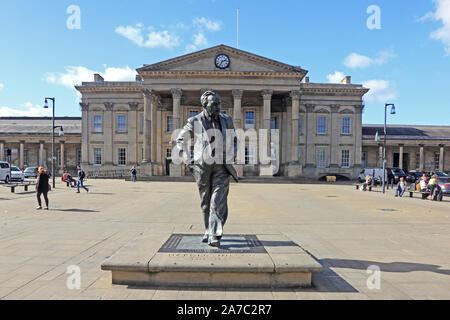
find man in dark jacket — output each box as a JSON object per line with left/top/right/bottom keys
{"left": 76, "top": 165, "right": 89, "bottom": 193}
{"left": 176, "top": 90, "right": 238, "bottom": 247}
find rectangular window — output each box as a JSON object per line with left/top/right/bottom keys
{"left": 167, "top": 116, "right": 173, "bottom": 132}
{"left": 341, "top": 150, "right": 350, "bottom": 168}
{"left": 141, "top": 115, "right": 144, "bottom": 133}
{"left": 94, "top": 148, "right": 102, "bottom": 165}
{"left": 362, "top": 152, "right": 367, "bottom": 168}
{"left": 298, "top": 149, "right": 302, "bottom": 163}
{"left": 77, "top": 149, "right": 82, "bottom": 165}
{"left": 317, "top": 149, "right": 326, "bottom": 168}
{"left": 189, "top": 110, "right": 199, "bottom": 118}
{"left": 93, "top": 115, "right": 102, "bottom": 133}
{"left": 117, "top": 115, "right": 127, "bottom": 132}
{"left": 434, "top": 152, "right": 440, "bottom": 171}
{"left": 270, "top": 117, "right": 277, "bottom": 130}
{"left": 342, "top": 117, "right": 351, "bottom": 135}
{"left": 298, "top": 117, "right": 302, "bottom": 134}
{"left": 245, "top": 111, "right": 255, "bottom": 130}
{"left": 166, "top": 148, "right": 172, "bottom": 158}
{"left": 245, "top": 146, "right": 256, "bottom": 165}
{"left": 415, "top": 152, "right": 420, "bottom": 170}
{"left": 118, "top": 148, "right": 126, "bottom": 165}
{"left": 317, "top": 117, "right": 327, "bottom": 134}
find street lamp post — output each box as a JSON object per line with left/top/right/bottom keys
{"left": 43, "top": 97, "right": 63, "bottom": 189}
{"left": 382, "top": 103, "right": 396, "bottom": 194}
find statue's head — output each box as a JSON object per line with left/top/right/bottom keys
{"left": 200, "top": 90, "right": 221, "bottom": 119}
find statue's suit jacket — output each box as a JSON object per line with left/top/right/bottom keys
{"left": 176, "top": 110, "right": 239, "bottom": 182}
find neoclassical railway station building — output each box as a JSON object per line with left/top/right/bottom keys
{"left": 1, "top": 45, "right": 448, "bottom": 179}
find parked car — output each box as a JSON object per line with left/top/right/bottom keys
{"left": 439, "top": 180, "right": 450, "bottom": 195}
{"left": 427, "top": 171, "right": 449, "bottom": 180}
{"left": 24, "top": 167, "right": 39, "bottom": 178}
{"left": 406, "top": 170, "right": 424, "bottom": 183}
{"left": 10, "top": 166, "right": 24, "bottom": 182}
{"left": 0, "top": 161, "right": 11, "bottom": 183}
{"left": 387, "top": 168, "right": 407, "bottom": 184}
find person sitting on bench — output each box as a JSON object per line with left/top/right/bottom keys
{"left": 362, "top": 175, "right": 372, "bottom": 191}
{"left": 418, "top": 174, "right": 430, "bottom": 199}
{"left": 62, "top": 171, "right": 76, "bottom": 187}
{"left": 395, "top": 177, "right": 407, "bottom": 197}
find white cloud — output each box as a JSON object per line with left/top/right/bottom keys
{"left": 193, "top": 17, "right": 222, "bottom": 31}
{"left": 45, "top": 65, "right": 136, "bottom": 89}
{"left": 115, "top": 24, "right": 180, "bottom": 48}
{"left": 343, "top": 51, "right": 397, "bottom": 69}
{"left": 420, "top": 0, "right": 450, "bottom": 55}
{"left": 0, "top": 102, "right": 51, "bottom": 117}
{"left": 0, "top": 82, "right": 3, "bottom": 90}
{"left": 326, "top": 71, "right": 346, "bottom": 83}
{"left": 362, "top": 80, "right": 397, "bottom": 103}
{"left": 186, "top": 32, "right": 208, "bottom": 52}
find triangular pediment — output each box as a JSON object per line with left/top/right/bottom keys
{"left": 137, "top": 44, "right": 307, "bottom": 74}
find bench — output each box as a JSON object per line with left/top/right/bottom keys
{"left": 3, "top": 181, "right": 34, "bottom": 193}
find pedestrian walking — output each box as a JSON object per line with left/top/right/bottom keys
{"left": 76, "top": 165, "right": 89, "bottom": 193}
{"left": 36, "top": 166, "right": 50, "bottom": 210}
{"left": 130, "top": 166, "right": 137, "bottom": 182}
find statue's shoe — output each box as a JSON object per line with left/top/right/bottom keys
{"left": 208, "top": 236, "right": 220, "bottom": 247}
{"left": 208, "top": 240, "right": 220, "bottom": 247}
{"left": 201, "top": 234, "right": 209, "bottom": 243}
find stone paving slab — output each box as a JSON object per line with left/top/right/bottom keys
{"left": 0, "top": 179, "right": 449, "bottom": 299}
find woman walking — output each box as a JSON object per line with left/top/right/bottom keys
{"left": 36, "top": 166, "right": 50, "bottom": 210}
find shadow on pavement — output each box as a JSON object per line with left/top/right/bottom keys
{"left": 52, "top": 208, "right": 99, "bottom": 213}
{"left": 320, "top": 258, "right": 450, "bottom": 275}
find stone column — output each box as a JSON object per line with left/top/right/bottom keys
{"left": 399, "top": 145, "right": 404, "bottom": 169}
{"left": 171, "top": 88, "right": 182, "bottom": 130}
{"left": 151, "top": 94, "right": 159, "bottom": 164}
{"left": 354, "top": 106, "right": 363, "bottom": 170}
{"left": 104, "top": 102, "right": 114, "bottom": 166}
{"left": 60, "top": 141, "right": 65, "bottom": 170}
{"left": 0, "top": 141, "right": 4, "bottom": 161}
{"left": 419, "top": 145, "right": 424, "bottom": 171}
{"left": 439, "top": 144, "right": 445, "bottom": 171}
{"left": 39, "top": 141, "right": 45, "bottom": 166}
{"left": 329, "top": 104, "right": 340, "bottom": 168}
{"left": 287, "top": 90, "right": 302, "bottom": 177}
{"left": 379, "top": 145, "right": 383, "bottom": 167}
{"left": 232, "top": 89, "right": 243, "bottom": 129}
{"left": 80, "top": 103, "right": 89, "bottom": 165}
{"left": 260, "top": 89, "right": 273, "bottom": 176}
{"left": 232, "top": 89, "right": 244, "bottom": 177}
{"left": 170, "top": 89, "right": 182, "bottom": 177}
{"left": 304, "top": 104, "right": 316, "bottom": 178}
{"left": 128, "top": 102, "right": 138, "bottom": 165}
{"left": 142, "top": 89, "right": 152, "bottom": 163}
{"left": 19, "top": 141, "right": 24, "bottom": 169}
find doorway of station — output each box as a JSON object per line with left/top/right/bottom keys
{"left": 393, "top": 153, "right": 409, "bottom": 172}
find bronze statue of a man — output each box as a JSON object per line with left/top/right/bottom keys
{"left": 176, "top": 90, "right": 238, "bottom": 247}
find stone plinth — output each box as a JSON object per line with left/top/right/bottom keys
{"left": 101, "top": 233, "right": 322, "bottom": 288}
{"left": 169, "top": 163, "right": 182, "bottom": 177}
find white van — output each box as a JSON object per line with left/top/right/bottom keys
{"left": 0, "top": 161, "right": 11, "bottom": 184}
{"left": 358, "top": 168, "right": 387, "bottom": 184}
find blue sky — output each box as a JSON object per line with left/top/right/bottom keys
{"left": 0, "top": 0, "right": 449, "bottom": 125}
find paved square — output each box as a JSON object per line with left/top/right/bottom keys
{"left": 0, "top": 179, "right": 449, "bottom": 299}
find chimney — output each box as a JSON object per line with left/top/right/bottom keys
{"left": 341, "top": 76, "right": 351, "bottom": 84}
{"left": 94, "top": 73, "right": 104, "bottom": 82}
{"left": 301, "top": 76, "right": 310, "bottom": 83}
